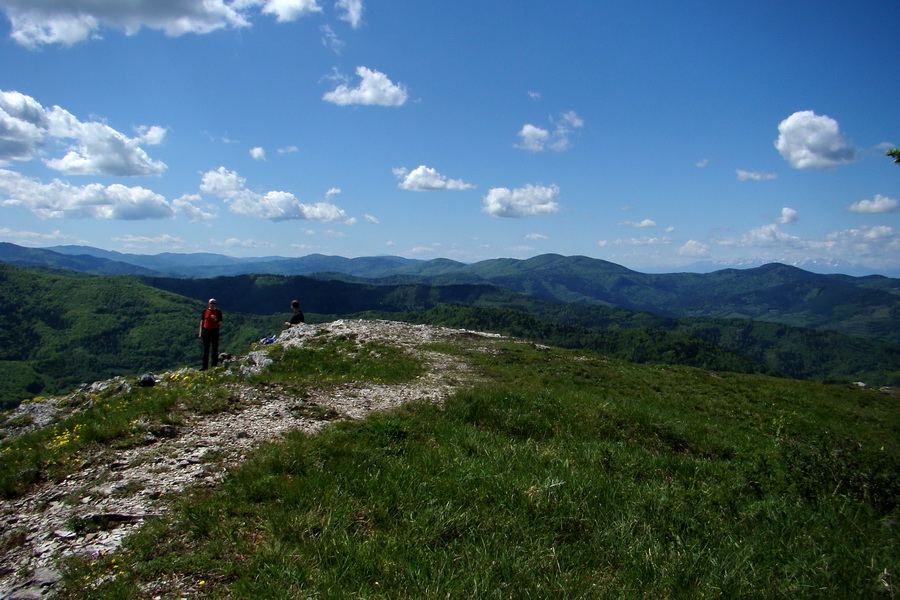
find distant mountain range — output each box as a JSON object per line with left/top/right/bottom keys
{"left": 2, "top": 243, "right": 897, "bottom": 345}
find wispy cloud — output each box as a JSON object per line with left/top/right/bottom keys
{"left": 619, "top": 219, "right": 656, "bottom": 228}
{"left": 515, "top": 111, "right": 584, "bottom": 152}
{"left": 0, "top": 227, "right": 75, "bottom": 243}
{"left": 211, "top": 237, "right": 278, "bottom": 249}
{"left": 336, "top": 0, "right": 363, "bottom": 28}
{"left": 736, "top": 169, "right": 778, "bottom": 181}
{"left": 111, "top": 233, "right": 184, "bottom": 246}
{"left": 598, "top": 236, "right": 672, "bottom": 247}
{"left": 321, "top": 24, "right": 344, "bottom": 54}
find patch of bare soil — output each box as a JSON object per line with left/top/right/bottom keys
{"left": 0, "top": 320, "right": 501, "bottom": 600}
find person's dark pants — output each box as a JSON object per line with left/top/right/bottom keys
{"left": 201, "top": 328, "right": 220, "bottom": 370}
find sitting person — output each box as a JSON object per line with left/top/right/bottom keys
{"left": 284, "top": 299, "right": 305, "bottom": 327}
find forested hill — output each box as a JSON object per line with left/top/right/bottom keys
{"left": 140, "top": 271, "right": 900, "bottom": 388}
{"left": 386, "top": 255, "right": 900, "bottom": 345}
{"left": 3, "top": 244, "right": 897, "bottom": 346}
{"left": 2, "top": 262, "right": 899, "bottom": 408}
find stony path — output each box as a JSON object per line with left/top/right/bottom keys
{"left": 0, "top": 320, "right": 498, "bottom": 600}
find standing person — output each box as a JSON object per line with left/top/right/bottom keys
{"left": 284, "top": 299, "right": 305, "bottom": 327}
{"left": 199, "top": 298, "right": 223, "bottom": 370}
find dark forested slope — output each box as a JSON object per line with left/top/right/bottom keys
{"left": 0, "top": 264, "right": 274, "bottom": 407}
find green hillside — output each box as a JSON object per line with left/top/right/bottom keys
{"left": 0, "top": 264, "right": 275, "bottom": 408}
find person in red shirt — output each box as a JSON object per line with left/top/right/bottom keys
{"left": 198, "top": 298, "right": 223, "bottom": 370}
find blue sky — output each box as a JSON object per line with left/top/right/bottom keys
{"left": 0, "top": 1, "right": 898, "bottom": 275}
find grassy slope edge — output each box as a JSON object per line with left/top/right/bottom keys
{"left": 11, "top": 323, "right": 891, "bottom": 599}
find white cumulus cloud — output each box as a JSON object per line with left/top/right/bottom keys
{"left": 0, "top": 0, "right": 335, "bottom": 48}
{"left": 482, "top": 184, "right": 560, "bottom": 218}
{"left": 0, "top": 168, "right": 173, "bottom": 219}
{"left": 515, "top": 124, "right": 550, "bottom": 152}
{"left": 822, "top": 226, "right": 900, "bottom": 263}
{"left": 0, "top": 90, "right": 47, "bottom": 161}
{"left": 393, "top": 165, "right": 474, "bottom": 191}
{"left": 199, "top": 166, "right": 353, "bottom": 222}
{"left": 775, "top": 110, "right": 857, "bottom": 170}
{"left": 0, "top": 90, "right": 166, "bottom": 176}
{"left": 262, "top": 0, "right": 322, "bottom": 23}
{"left": 826, "top": 225, "right": 898, "bottom": 247}
{"left": 848, "top": 194, "right": 898, "bottom": 214}
{"left": 249, "top": 146, "right": 267, "bottom": 161}
{"left": 172, "top": 193, "right": 217, "bottom": 222}
{"left": 323, "top": 66, "right": 407, "bottom": 107}
{"left": 776, "top": 207, "right": 798, "bottom": 224}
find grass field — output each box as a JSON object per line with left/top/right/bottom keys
{"left": 4, "top": 330, "right": 896, "bottom": 599}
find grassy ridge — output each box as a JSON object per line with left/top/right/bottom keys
{"left": 50, "top": 334, "right": 898, "bottom": 599}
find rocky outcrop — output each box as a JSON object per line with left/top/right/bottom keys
{"left": 0, "top": 320, "right": 500, "bottom": 600}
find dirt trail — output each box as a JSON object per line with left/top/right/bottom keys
{"left": 0, "top": 320, "right": 499, "bottom": 600}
